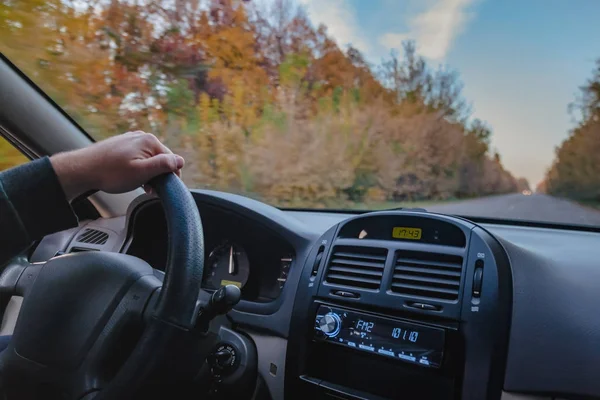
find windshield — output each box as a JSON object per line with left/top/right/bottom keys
{"left": 2, "top": 1, "right": 600, "bottom": 226}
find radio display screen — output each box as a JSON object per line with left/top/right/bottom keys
{"left": 314, "top": 305, "right": 445, "bottom": 368}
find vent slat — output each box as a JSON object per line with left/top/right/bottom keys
{"left": 393, "top": 274, "right": 460, "bottom": 287}
{"left": 391, "top": 282, "right": 458, "bottom": 295}
{"left": 325, "top": 246, "right": 387, "bottom": 291}
{"left": 396, "top": 258, "right": 462, "bottom": 270}
{"left": 80, "top": 231, "right": 94, "bottom": 240}
{"left": 87, "top": 231, "right": 104, "bottom": 244}
{"left": 330, "top": 258, "right": 384, "bottom": 269}
{"left": 328, "top": 281, "right": 380, "bottom": 290}
{"left": 391, "top": 250, "right": 463, "bottom": 301}
{"left": 76, "top": 228, "right": 109, "bottom": 246}
{"left": 326, "top": 274, "right": 381, "bottom": 285}
{"left": 395, "top": 266, "right": 461, "bottom": 277}
{"left": 333, "top": 252, "right": 387, "bottom": 262}
{"left": 329, "top": 266, "right": 383, "bottom": 277}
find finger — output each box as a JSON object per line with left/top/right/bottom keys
{"left": 134, "top": 153, "right": 185, "bottom": 180}
{"left": 139, "top": 132, "right": 176, "bottom": 158}
{"left": 139, "top": 133, "right": 163, "bottom": 156}
{"left": 156, "top": 140, "right": 183, "bottom": 170}
{"left": 161, "top": 143, "right": 182, "bottom": 178}
{"left": 145, "top": 136, "right": 184, "bottom": 178}
{"left": 159, "top": 142, "right": 174, "bottom": 155}
{"left": 125, "top": 130, "right": 146, "bottom": 137}
{"left": 161, "top": 145, "right": 185, "bottom": 179}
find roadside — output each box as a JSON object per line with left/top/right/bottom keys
{"left": 295, "top": 192, "right": 600, "bottom": 227}
{"left": 426, "top": 193, "right": 600, "bottom": 226}
{"left": 327, "top": 198, "right": 459, "bottom": 211}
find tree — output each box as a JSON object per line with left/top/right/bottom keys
{"left": 0, "top": 0, "right": 523, "bottom": 205}
{"left": 547, "top": 58, "right": 600, "bottom": 202}
{"left": 570, "top": 59, "right": 600, "bottom": 124}
{"left": 426, "top": 65, "right": 471, "bottom": 122}
{"left": 379, "top": 40, "right": 470, "bottom": 120}
{"left": 380, "top": 41, "right": 427, "bottom": 106}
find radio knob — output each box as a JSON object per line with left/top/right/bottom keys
{"left": 318, "top": 313, "right": 341, "bottom": 337}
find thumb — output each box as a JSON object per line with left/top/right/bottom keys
{"left": 135, "top": 153, "right": 184, "bottom": 180}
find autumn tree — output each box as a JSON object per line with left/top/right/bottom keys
{"left": 571, "top": 59, "right": 600, "bottom": 123}
{"left": 380, "top": 42, "right": 428, "bottom": 107}
{"left": 547, "top": 58, "right": 600, "bottom": 201}
{"left": 380, "top": 41, "right": 469, "bottom": 120}
{"left": 0, "top": 0, "right": 523, "bottom": 204}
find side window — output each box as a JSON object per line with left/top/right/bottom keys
{"left": 0, "top": 136, "right": 28, "bottom": 172}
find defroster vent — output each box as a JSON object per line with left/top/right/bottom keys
{"left": 392, "top": 251, "right": 463, "bottom": 301}
{"left": 324, "top": 246, "right": 387, "bottom": 290}
{"left": 75, "top": 228, "right": 109, "bottom": 245}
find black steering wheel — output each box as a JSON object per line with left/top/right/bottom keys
{"left": 0, "top": 173, "right": 204, "bottom": 399}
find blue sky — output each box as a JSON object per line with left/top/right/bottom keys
{"left": 298, "top": 0, "right": 600, "bottom": 187}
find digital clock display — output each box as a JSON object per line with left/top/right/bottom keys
{"left": 315, "top": 306, "right": 445, "bottom": 368}
{"left": 392, "top": 227, "right": 422, "bottom": 240}
{"left": 353, "top": 319, "right": 421, "bottom": 344}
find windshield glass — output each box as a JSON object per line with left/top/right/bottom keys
{"left": 2, "top": 1, "right": 600, "bottom": 226}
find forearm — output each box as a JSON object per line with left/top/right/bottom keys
{"left": 0, "top": 157, "right": 78, "bottom": 265}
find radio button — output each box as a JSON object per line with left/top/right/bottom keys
{"left": 399, "top": 354, "right": 416, "bottom": 362}
{"left": 318, "top": 313, "right": 341, "bottom": 337}
{"left": 358, "top": 344, "right": 375, "bottom": 352}
{"left": 377, "top": 349, "right": 395, "bottom": 357}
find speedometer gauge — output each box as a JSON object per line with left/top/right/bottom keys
{"left": 203, "top": 242, "right": 250, "bottom": 290}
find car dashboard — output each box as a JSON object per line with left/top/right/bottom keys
{"left": 124, "top": 200, "right": 294, "bottom": 303}
{"left": 27, "top": 189, "right": 600, "bottom": 400}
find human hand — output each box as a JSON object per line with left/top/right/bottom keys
{"left": 50, "top": 131, "right": 184, "bottom": 201}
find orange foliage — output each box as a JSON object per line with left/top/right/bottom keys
{"left": 0, "top": 0, "right": 523, "bottom": 205}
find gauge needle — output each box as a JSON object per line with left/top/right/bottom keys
{"left": 228, "top": 245, "right": 235, "bottom": 275}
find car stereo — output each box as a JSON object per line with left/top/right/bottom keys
{"left": 313, "top": 305, "right": 445, "bottom": 368}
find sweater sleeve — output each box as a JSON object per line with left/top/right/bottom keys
{"left": 0, "top": 157, "right": 78, "bottom": 265}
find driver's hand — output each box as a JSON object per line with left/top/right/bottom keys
{"left": 50, "top": 131, "right": 184, "bottom": 201}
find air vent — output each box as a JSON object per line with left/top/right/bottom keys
{"left": 324, "top": 246, "right": 387, "bottom": 290}
{"left": 75, "top": 228, "right": 109, "bottom": 245}
{"left": 392, "top": 251, "right": 463, "bottom": 301}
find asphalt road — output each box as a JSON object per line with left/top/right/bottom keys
{"left": 425, "top": 193, "right": 600, "bottom": 226}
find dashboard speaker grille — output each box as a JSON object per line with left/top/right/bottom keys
{"left": 75, "top": 228, "right": 109, "bottom": 245}
{"left": 392, "top": 251, "right": 463, "bottom": 301}
{"left": 324, "top": 246, "right": 387, "bottom": 290}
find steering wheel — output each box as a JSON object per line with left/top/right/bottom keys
{"left": 0, "top": 173, "right": 204, "bottom": 399}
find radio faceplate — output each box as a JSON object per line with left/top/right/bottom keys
{"left": 314, "top": 305, "right": 446, "bottom": 368}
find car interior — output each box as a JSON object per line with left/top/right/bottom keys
{"left": 1, "top": 52, "right": 600, "bottom": 400}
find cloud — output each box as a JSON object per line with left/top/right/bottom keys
{"left": 297, "top": 0, "right": 370, "bottom": 54}
{"left": 379, "top": 0, "right": 477, "bottom": 60}
{"left": 379, "top": 33, "right": 411, "bottom": 50}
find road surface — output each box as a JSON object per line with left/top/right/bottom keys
{"left": 426, "top": 193, "right": 600, "bottom": 226}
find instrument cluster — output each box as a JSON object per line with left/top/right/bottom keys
{"left": 125, "top": 200, "right": 294, "bottom": 302}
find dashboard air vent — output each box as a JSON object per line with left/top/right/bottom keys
{"left": 324, "top": 246, "right": 387, "bottom": 290}
{"left": 392, "top": 251, "right": 463, "bottom": 301}
{"left": 76, "top": 228, "right": 109, "bottom": 245}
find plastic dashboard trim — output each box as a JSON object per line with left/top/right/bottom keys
{"left": 65, "top": 189, "right": 600, "bottom": 399}
{"left": 123, "top": 190, "right": 319, "bottom": 338}
{"left": 284, "top": 211, "right": 514, "bottom": 400}
{"left": 314, "top": 210, "right": 475, "bottom": 321}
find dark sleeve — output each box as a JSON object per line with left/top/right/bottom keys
{"left": 0, "top": 157, "right": 78, "bottom": 265}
